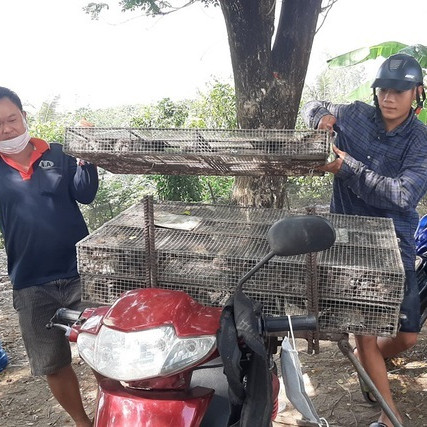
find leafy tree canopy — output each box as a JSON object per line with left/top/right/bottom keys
{"left": 84, "top": 0, "right": 219, "bottom": 19}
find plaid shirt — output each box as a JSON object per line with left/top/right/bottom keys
{"left": 301, "top": 100, "right": 427, "bottom": 270}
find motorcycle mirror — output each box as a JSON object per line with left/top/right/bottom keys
{"left": 267, "top": 215, "right": 336, "bottom": 257}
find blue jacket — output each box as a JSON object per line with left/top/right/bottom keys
{"left": 0, "top": 141, "right": 98, "bottom": 289}
{"left": 301, "top": 101, "right": 427, "bottom": 270}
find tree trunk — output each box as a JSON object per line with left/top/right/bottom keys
{"left": 219, "top": 0, "right": 322, "bottom": 208}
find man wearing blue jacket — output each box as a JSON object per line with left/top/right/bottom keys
{"left": 302, "top": 54, "right": 427, "bottom": 427}
{"left": 0, "top": 86, "right": 98, "bottom": 427}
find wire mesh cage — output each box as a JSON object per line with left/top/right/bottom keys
{"left": 77, "top": 199, "right": 405, "bottom": 337}
{"left": 64, "top": 127, "right": 331, "bottom": 176}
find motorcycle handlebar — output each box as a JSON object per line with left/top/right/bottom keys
{"left": 52, "top": 308, "right": 82, "bottom": 325}
{"left": 263, "top": 314, "right": 317, "bottom": 334}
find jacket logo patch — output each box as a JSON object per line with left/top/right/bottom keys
{"left": 39, "top": 160, "right": 54, "bottom": 169}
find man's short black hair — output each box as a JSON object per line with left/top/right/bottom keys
{"left": 0, "top": 87, "right": 23, "bottom": 112}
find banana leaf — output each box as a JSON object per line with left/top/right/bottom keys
{"left": 346, "top": 81, "right": 372, "bottom": 102}
{"left": 327, "top": 41, "right": 409, "bottom": 68}
{"left": 399, "top": 45, "right": 427, "bottom": 68}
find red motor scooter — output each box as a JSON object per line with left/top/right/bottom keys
{"left": 48, "top": 215, "right": 336, "bottom": 426}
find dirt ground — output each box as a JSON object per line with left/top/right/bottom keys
{"left": 0, "top": 251, "right": 426, "bottom": 427}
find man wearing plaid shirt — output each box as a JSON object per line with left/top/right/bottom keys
{"left": 302, "top": 53, "right": 427, "bottom": 427}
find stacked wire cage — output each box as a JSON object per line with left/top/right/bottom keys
{"left": 76, "top": 199, "right": 405, "bottom": 337}
{"left": 64, "top": 127, "right": 330, "bottom": 176}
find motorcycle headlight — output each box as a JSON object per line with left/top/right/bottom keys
{"left": 77, "top": 325, "right": 216, "bottom": 381}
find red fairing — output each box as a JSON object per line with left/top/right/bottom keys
{"left": 95, "top": 379, "right": 214, "bottom": 427}
{"left": 128, "top": 370, "right": 192, "bottom": 391}
{"left": 271, "top": 371, "right": 280, "bottom": 420}
{"left": 101, "top": 288, "right": 222, "bottom": 336}
{"left": 68, "top": 306, "right": 110, "bottom": 341}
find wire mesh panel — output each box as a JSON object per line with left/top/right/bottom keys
{"left": 317, "top": 213, "right": 404, "bottom": 336}
{"left": 319, "top": 214, "right": 404, "bottom": 303}
{"left": 78, "top": 225, "right": 147, "bottom": 278}
{"left": 64, "top": 127, "right": 331, "bottom": 176}
{"left": 77, "top": 200, "right": 405, "bottom": 336}
{"left": 81, "top": 274, "right": 146, "bottom": 305}
{"left": 155, "top": 229, "right": 309, "bottom": 314}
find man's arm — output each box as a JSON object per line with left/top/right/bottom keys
{"left": 301, "top": 100, "right": 347, "bottom": 129}
{"left": 301, "top": 100, "right": 350, "bottom": 174}
{"left": 337, "top": 142, "right": 427, "bottom": 211}
{"left": 67, "top": 118, "right": 98, "bottom": 204}
{"left": 302, "top": 101, "right": 427, "bottom": 211}
{"left": 70, "top": 159, "right": 99, "bottom": 204}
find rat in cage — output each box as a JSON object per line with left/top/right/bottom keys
{"left": 197, "top": 287, "right": 232, "bottom": 307}
{"left": 186, "top": 131, "right": 218, "bottom": 153}
{"left": 113, "top": 137, "right": 172, "bottom": 153}
{"left": 67, "top": 130, "right": 99, "bottom": 152}
{"left": 349, "top": 273, "right": 391, "bottom": 299}
{"left": 248, "top": 130, "right": 327, "bottom": 156}
{"left": 84, "top": 276, "right": 129, "bottom": 304}
{"left": 319, "top": 268, "right": 391, "bottom": 300}
{"left": 318, "top": 305, "right": 367, "bottom": 333}
{"left": 79, "top": 248, "right": 118, "bottom": 276}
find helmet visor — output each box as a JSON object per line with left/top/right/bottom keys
{"left": 371, "top": 78, "right": 419, "bottom": 91}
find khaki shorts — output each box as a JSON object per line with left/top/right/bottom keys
{"left": 13, "top": 276, "right": 84, "bottom": 376}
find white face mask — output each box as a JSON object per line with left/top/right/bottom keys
{"left": 0, "top": 116, "right": 31, "bottom": 155}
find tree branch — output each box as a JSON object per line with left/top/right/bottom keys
{"left": 316, "top": 0, "right": 339, "bottom": 34}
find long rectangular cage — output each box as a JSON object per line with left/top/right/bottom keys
{"left": 77, "top": 199, "right": 405, "bottom": 337}
{"left": 64, "top": 127, "right": 331, "bottom": 176}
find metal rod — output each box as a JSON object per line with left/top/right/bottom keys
{"left": 237, "top": 251, "right": 275, "bottom": 290}
{"left": 337, "top": 338, "right": 403, "bottom": 427}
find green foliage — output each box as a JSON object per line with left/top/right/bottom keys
{"left": 199, "top": 176, "right": 233, "bottom": 204}
{"left": 302, "top": 65, "right": 367, "bottom": 104}
{"left": 80, "top": 171, "right": 154, "bottom": 230}
{"left": 345, "top": 81, "right": 372, "bottom": 103}
{"left": 399, "top": 44, "right": 427, "bottom": 68}
{"left": 131, "top": 98, "right": 202, "bottom": 204}
{"left": 286, "top": 175, "right": 333, "bottom": 210}
{"left": 26, "top": 95, "right": 65, "bottom": 143}
{"left": 26, "top": 79, "right": 237, "bottom": 221}
{"left": 131, "top": 98, "right": 190, "bottom": 128}
{"left": 150, "top": 174, "right": 233, "bottom": 204}
{"left": 153, "top": 175, "right": 203, "bottom": 202}
{"left": 84, "top": 1, "right": 219, "bottom": 19}
{"left": 327, "top": 41, "right": 409, "bottom": 68}
{"left": 24, "top": 98, "right": 156, "bottom": 230}
{"left": 328, "top": 42, "right": 427, "bottom": 70}
{"left": 129, "top": 81, "right": 236, "bottom": 203}
{"left": 190, "top": 80, "right": 237, "bottom": 129}
{"left": 36, "top": 96, "right": 61, "bottom": 123}
{"left": 297, "top": 64, "right": 367, "bottom": 129}
{"left": 27, "top": 120, "right": 65, "bottom": 143}
{"left": 120, "top": 0, "right": 171, "bottom": 15}
{"left": 83, "top": 2, "right": 110, "bottom": 19}
{"left": 68, "top": 105, "right": 147, "bottom": 127}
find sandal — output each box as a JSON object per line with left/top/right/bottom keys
{"left": 357, "top": 373, "right": 378, "bottom": 405}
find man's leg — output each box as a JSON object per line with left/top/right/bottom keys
{"left": 47, "top": 364, "right": 92, "bottom": 427}
{"left": 355, "top": 335, "right": 402, "bottom": 426}
{"left": 377, "top": 331, "right": 418, "bottom": 359}
{"left": 355, "top": 271, "right": 420, "bottom": 425}
{"left": 13, "top": 280, "right": 94, "bottom": 426}
{"left": 377, "top": 270, "right": 420, "bottom": 360}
